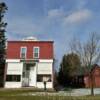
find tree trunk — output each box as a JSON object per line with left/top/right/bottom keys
{"left": 90, "top": 73, "right": 94, "bottom": 96}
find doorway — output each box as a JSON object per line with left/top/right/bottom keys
{"left": 22, "top": 63, "right": 36, "bottom": 87}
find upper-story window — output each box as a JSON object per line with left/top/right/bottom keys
{"left": 20, "top": 47, "right": 27, "bottom": 59}
{"left": 33, "top": 47, "right": 39, "bottom": 59}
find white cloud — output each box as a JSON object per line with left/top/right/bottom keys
{"left": 6, "top": 8, "right": 93, "bottom": 41}
{"left": 47, "top": 8, "right": 93, "bottom": 26}
{"left": 47, "top": 8, "right": 65, "bottom": 18}
{"left": 64, "top": 9, "right": 92, "bottom": 24}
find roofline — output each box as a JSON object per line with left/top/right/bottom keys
{"left": 7, "top": 41, "right": 54, "bottom": 43}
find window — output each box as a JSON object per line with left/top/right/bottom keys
{"left": 37, "top": 75, "right": 51, "bottom": 82}
{"left": 33, "top": 47, "right": 39, "bottom": 58}
{"left": 6, "top": 75, "right": 21, "bottom": 82}
{"left": 20, "top": 47, "right": 27, "bottom": 59}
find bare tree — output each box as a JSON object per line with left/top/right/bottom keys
{"left": 70, "top": 32, "right": 100, "bottom": 95}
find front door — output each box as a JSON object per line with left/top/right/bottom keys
{"left": 29, "top": 66, "right": 36, "bottom": 86}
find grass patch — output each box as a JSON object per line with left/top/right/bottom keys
{"left": 0, "top": 88, "right": 55, "bottom": 96}
{"left": 1, "top": 95, "right": 100, "bottom": 100}
{"left": 0, "top": 89, "right": 100, "bottom": 100}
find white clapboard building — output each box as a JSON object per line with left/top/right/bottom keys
{"left": 4, "top": 37, "right": 54, "bottom": 88}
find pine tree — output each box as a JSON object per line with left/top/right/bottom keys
{"left": 0, "top": 2, "right": 7, "bottom": 87}
{"left": 58, "top": 53, "right": 81, "bottom": 86}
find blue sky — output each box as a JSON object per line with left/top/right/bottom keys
{"left": 1, "top": 0, "right": 100, "bottom": 68}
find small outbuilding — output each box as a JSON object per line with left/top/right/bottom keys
{"left": 84, "top": 64, "right": 100, "bottom": 88}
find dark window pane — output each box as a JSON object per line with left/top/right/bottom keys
{"left": 21, "top": 47, "right": 26, "bottom": 59}
{"left": 21, "top": 53, "right": 26, "bottom": 59}
{"left": 33, "top": 47, "right": 39, "bottom": 58}
{"left": 34, "top": 53, "right": 38, "bottom": 58}
{"left": 6, "top": 75, "right": 21, "bottom": 82}
{"left": 37, "top": 75, "right": 42, "bottom": 82}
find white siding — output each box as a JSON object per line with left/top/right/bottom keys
{"left": 37, "top": 62, "right": 52, "bottom": 74}
{"left": 37, "top": 82, "right": 53, "bottom": 88}
{"left": 6, "top": 59, "right": 20, "bottom": 62}
{"left": 5, "top": 62, "right": 23, "bottom": 88}
{"left": 5, "top": 60, "right": 54, "bottom": 88}
{"left": 5, "top": 82, "right": 22, "bottom": 88}
{"left": 7, "top": 62, "right": 23, "bottom": 75}
{"left": 39, "top": 59, "right": 53, "bottom": 63}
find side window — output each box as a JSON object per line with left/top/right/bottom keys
{"left": 33, "top": 47, "right": 39, "bottom": 58}
{"left": 37, "top": 75, "right": 51, "bottom": 82}
{"left": 20, "top": 47, "right": 27, "bottom": 59}
{"left": 6, "top": 75, "right": 21, "bottom": 82}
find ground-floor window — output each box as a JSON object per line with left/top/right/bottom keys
{"left": 6, "top": 75, "right": 21, "bottom": 82}
{"left": 37, "top": 74, "right": 51, "bottom": 82}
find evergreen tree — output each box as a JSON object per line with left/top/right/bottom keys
{"left": 58, "top": 53, "right": 81, "bottom": 86}
{"left": 0, "top": 2, "right": 7, "bottom": 87}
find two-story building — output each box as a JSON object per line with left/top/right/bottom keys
{"left": 4, "top": 38, "right": 54, "bottom": 88}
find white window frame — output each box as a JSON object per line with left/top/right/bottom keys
{"left": 20, "top": 47, "right": 27, "bottom": 59}
{"left": 33, "top": 47, "right": 40, "bottom": 59}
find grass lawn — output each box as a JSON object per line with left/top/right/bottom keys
{"left": 0, "top": 89, "right": 100, "bottom": 100}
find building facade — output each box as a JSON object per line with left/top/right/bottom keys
{"left": 4, "top": 40, "right": 54, "bottom": 88}
{"left": 84, "top": 64, "right": 100, "bottom": 88}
